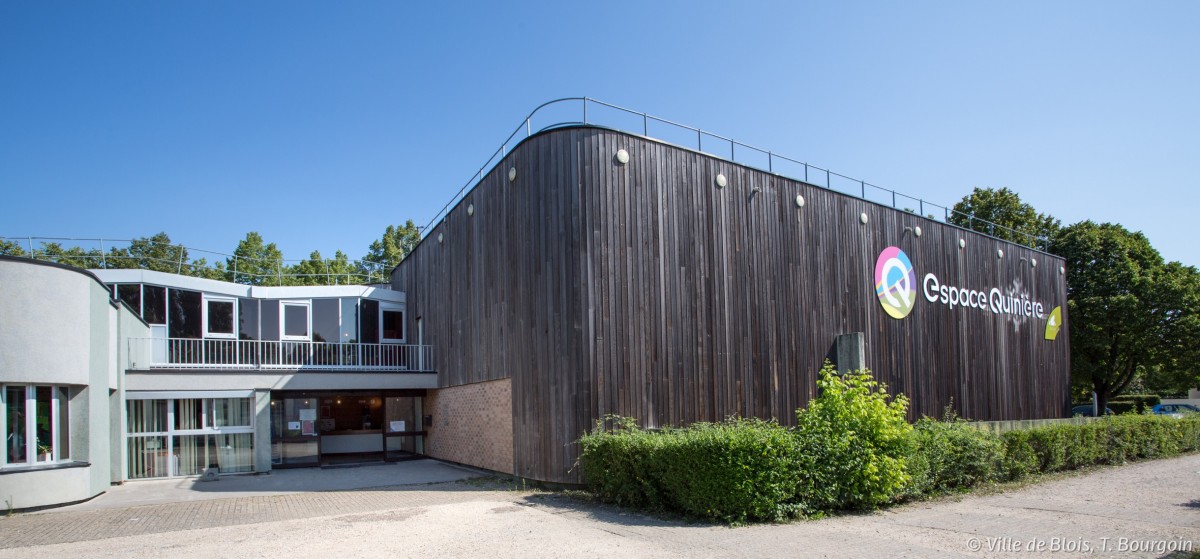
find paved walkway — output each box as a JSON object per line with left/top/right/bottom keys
{"left": 1, "top": 455, "right": 1197, "bottom": 558}
{"left": 53, "top": 458, "right": 483, "bottom": 511}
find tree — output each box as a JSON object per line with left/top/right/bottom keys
{"left": 1139, "top": 262, "right": 1200, "bottom": 396}
{"left": 227, "top": 232, "right": 285, "bottom": 285}
{"left": 0, "top": 239, "right": 28, "bottom": 257}
{"left": 286, "top": 250, "right": 355, "bottom": 286}
{"left": 105, "top": 232, "right": 186, "bottom": 272}
{"left": 1052, "top": 221, "right": 1200, "bottom": 410}
{"left": 361, "top": 221, "right": 422, "bottom": 281}
{"left": 36, "top": 242, "right": 103, "bottom": 269}
{"left": 949, "top": 187, "right": 1060, "bottom": 249}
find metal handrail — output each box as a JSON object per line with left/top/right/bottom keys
{"left": 422, "top": 97, "right": 1051, "bottom": 251}
{"left": 3, "top": 98, "right": 1051, "bottom": 279}
{"left": 127, "top": 337, "right": 434, "bottom": 372}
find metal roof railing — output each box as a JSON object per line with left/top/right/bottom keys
{"left": 423, "top": 97, "right": 1051, "bottom": 252}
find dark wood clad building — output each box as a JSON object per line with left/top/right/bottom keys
{"left": 392, "top": 125, "right": 1071, "bottom": 484}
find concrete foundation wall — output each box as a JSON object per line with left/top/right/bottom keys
{"left": 0, "top": 466, "right": 95, "bottom": 511}
{"left": 424, "top": 378, "right": 513, "bottom": 475}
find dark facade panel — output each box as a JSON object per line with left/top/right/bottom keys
{"left": 393, "top": 127, "right": 1071, "bottom": 483}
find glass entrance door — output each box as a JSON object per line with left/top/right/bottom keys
{"left": 383, "top": 396, "right": 425, "bottom": 461}
{"left": 269, "top": 396, "right": 319, "bottom": 467}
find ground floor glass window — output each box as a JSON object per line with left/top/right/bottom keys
{"left": 2, "top": 384, "right": 70, "bottom": 467}
{"left": 126, "top": 395, "right": 254, "bottom": 479}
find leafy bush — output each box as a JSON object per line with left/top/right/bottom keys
{"left": 578, "top": 371, "right": 1200, "bottom": 523}
{"left": 906, "top": 418, "right": 1003, "bottom": 495}
{"left": 1082, "top": 394, "right": 1161, "bottom": 415}
{"left": 578, "top": 416, "right": 802, "bottom": 523}
{"left": 998, "top": 414, "right": 1200, "bottom": 480}
{"left": 793, "top": 364, "right": 912, "bottom": 510}
{"left": 576, "top": 415, "right": 668, "bottom": 510}
{"left": 654, "top": 419, "right": 802, "bottom": 522}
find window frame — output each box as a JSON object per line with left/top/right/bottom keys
{"left": 125, "top": 395, "right": 255, "bottom": 479}
{"left": 280, "top": 301, "right": 312, "bottom": 342}
{"left": 202, "top": 296, "right": 238, "bottom": 340}
{"left": 379, "top": 303, "right": 406, "bottom": 344}
{"left": 1, "top": 384, "right": 70, "bottom": 468}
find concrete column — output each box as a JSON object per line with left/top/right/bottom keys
{"left": 835, "top": 332, "right": 865, "bottom": 374}
{"left": 254, "top": 389, "right": 272, "bottom": 473}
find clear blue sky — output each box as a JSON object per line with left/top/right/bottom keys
{"left": 2, "top": 1, "right": 1196, "bottom": 267}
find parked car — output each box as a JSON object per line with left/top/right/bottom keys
{"left": 1070, "top": 404, "right": 1114, "bottom": 417}
{"left": 1151, "top": 404, "right": 1200, "bottom": 418}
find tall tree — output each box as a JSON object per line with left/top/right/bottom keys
{"left": 949, "top": 187, "right": 1060, "bottom": 249}
{"left": 0, "top": 239, "right": 28, "bottom": 257}
{"left": 361, "top": 220, "right": 422, "bottom": 282}
{"left": 287, "top": 250, "right": 361, "bottom": 286}
{"left": 105, "top": 232, "right": 187, "bottom": 272}
{"left": 1052, "top": 221, "right": 1199, "bottom": 410}
{"left": 227, "top": 232, "right": 285, "bottom": 285}
{"left": 1139, "top": 262, "right": 1200, "bottom": 396}
{"left": 36, "top": 242, "right": 104, "bottom": 268}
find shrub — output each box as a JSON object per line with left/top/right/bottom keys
{"left": 577, "top": 415, "right": 668, "bottom": 510}
{"left": 654, "top": 419, "right": 803, "bottom": 522}
{"left": 578, "top": 416, "right": 803, "bottom": 523}
{"left": 794, "top": 364, "right": 912, "bottom": 510}
{"left": 1107, "top": 394, "right": 1161, "bottom": 415}
{"left": 997, "top": 414, "right": 1200, "bottom": 481}
{"left": 906, "top": 418, "right": 1003, "bottom": 494}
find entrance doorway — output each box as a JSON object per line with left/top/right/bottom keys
{"left": 269, "top": 390, "right": 426, "bottom": 467}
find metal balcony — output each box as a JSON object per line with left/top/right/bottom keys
{"left": 127, "top": 338, "right": 433, "bottom": 372}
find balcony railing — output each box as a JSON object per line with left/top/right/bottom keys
{"left": 127, "top": 338, "right": 433, "bottom": 372}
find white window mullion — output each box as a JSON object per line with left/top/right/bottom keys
{"left": 50, "top": 392, "right": 59, "bottom": 462}
{"left": 25, "top": 386, "right": 36, "bottom": 464}
{"left": 0, "top": 384, "right": 7, "bottom": 468}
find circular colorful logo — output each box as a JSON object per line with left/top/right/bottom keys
{"left": 875, "top": 246, "right": 917, "bottom": 319}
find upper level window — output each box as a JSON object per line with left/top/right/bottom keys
{"left": 117, "top": 284, "right": 141, "bottom": 315}
{"left": 204, "top": 297, "right": 236, "bottom": 339}
{"left": 281, "top": 302, "right": 310, "bottom": 341}
{"left": 143, "top": 285, "right": 167, "bottom": 324}
{"left": 3, "top": 385, "right": 70, "bottom": 467}
{"left": 381, "top": 306, "right": 404, "bottom": 343}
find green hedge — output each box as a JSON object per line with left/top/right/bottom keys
{"left": 1107, "top": 394, "right": 1162, "bottom": 415}
{"left": 578, "top": 385, "right": 1200, "bottom": 523}
{"left": 906, "top": 419, "right": 1004, "bottom": 495}
{"left": 579, "top": 365, "right": 910, "bottom": 522}
{"left": 578, "top": 416, "right": 802, "bottom": 523}
{"left": 999, "top": 414, "right": 1199, "bottom": 479}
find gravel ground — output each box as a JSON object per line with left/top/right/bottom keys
{"left": 2, "top": 454, "right": 1198, "bottom": 558}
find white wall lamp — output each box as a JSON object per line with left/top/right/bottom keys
{"left": 860, "top": 212, "right": 869, "bottom": 224}
{"left": 508, "top": 167, "right": 517, "bottom": 182}
{"left": 615, "top": 149, "right": 629, "bottom": 165}
{"left": 997, "top": 249, "right": 1004, "bottom": 259}
{"left": 467, "top": 203, "right": 474, "bottom": 216}
{"left": 959, "top": 238, "right": 966, "bottom": 249}
{"left": 794, "top": 194, "right": 805, "bottom": 208}
{"left": 715, "top": 173, "right": 727, "bottom": 188}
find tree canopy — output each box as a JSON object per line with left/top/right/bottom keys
{"left": 948, "top": 187, "right": 1060, "bottom": 249}
{"left": 1052, "top": 221, "right": 1200, "bottom": 408}
{"left": 1, "top": 222, "right": 422, "bottom": 287}
{"left": 362, "top": 220, "right": 422, "bottom": 276}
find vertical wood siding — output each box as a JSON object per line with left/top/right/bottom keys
{"left": 393, "top": 127, "right": 1071, "bottom": 483}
